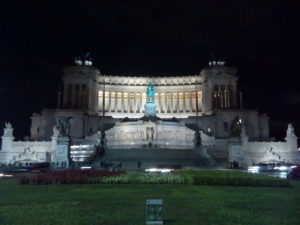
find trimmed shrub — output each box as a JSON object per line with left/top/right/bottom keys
{"left": 19, "top": 169, "right": 125, "bottom": 185}
{"left": 101, "top": 172, "right": 185, "bottom": 184}
{"left": 176, "top": 170, "right": 290, "bottom": 187}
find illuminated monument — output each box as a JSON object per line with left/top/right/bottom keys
{"left": 0, "top": 57, "right": 299, "bottom": 168}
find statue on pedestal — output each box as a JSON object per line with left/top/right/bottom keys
{"left": 147, "top": 83, "right": 154, "bottom": 102}
{"left": 3, "top": 122, "right": 13, "bottom": 137}
{"left": 286, "top": 123, "right": 297, "bottom": 138}
{"left": 230, "top": 115, "right": 242, "bottom": 137}
{"left": 52, "top": 125, "right": 59, "bottom": 137}
{"left": 56, "top": 117, "right": 72, "bottom": 137}
{"left": 144, "top": 83, "right": 157, "bottom": 117}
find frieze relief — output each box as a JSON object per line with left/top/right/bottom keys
{"left": 106, "top": 122, "right": 195, "bottom": 143}
{"left": 15, "top": 147, "right": 44, "bottom": 161}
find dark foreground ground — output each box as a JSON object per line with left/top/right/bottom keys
{"left": 0, "top": 178, "right": 300, "bottom": 225}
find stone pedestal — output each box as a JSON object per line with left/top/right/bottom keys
{"left": 54, "top": 136, "right": 70, "bottom": 168}
{"left": 144, "top": 101, "right": 157, "bottom": 117}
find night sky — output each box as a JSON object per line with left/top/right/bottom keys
{"left": 0, "top": 0, "right": 299, "bottom": 140}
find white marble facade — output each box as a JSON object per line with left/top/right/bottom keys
{"left": 1, "top": 62, "right": 298, "bottom": 168}
{"left": 59, "top": 65, "right": 238, "bottom": 118}
{"left": 30, "top": 64, "right": 260, "bottom": 141}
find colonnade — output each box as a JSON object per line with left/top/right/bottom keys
{"left": 98, "top": 91, "right": 202, "bottom": 114}
{"left": 212, "top": 85, "right": 233, "bottom": 109}
{"left": 63, "top": 84, "right": 89, "bottom": 109}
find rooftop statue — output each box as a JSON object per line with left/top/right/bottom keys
{"left": 147, "top": 82, "right": 154, "bottom": 102}
{"left": 3, "top": 122, "right": 13, "bottom": 137}
{"left": 74, "top": 52, "right": 92, "bottom": 66}
{"left": 286, "top": 123, "right": 297, "bottom": 138}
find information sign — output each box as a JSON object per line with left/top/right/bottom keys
{"left": 146, "top": 199, "right": 163, "bottom": 225}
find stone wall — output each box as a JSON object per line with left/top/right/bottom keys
{"left": 242, "top": 141, "right": 299, "bottom": 166}
{"left": 228, "top": 124, "right": 299, "bottom": 167}
{"left": 0, "top": 139, "right": 53, "bottom": 165}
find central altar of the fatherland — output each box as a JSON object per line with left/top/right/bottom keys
{"left": 106, "top": 83, "right": 195, "bottom": 149}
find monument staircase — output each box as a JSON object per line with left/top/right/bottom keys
{"left": 207, "top": 145, "right": 228, "bottom": 167}
{"left": 95, "top": 148, "right": 214, "bottom": 169}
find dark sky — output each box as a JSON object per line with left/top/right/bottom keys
{"left": 0, "top": 0, "right": 299, "bottom": 140}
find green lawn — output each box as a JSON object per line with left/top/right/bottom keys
{"left": 0, "top": 179, "right": 300, "bottom": 225}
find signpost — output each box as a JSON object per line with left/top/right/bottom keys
{"left": 146, "top": 199, "right": 163, "bottom": 225}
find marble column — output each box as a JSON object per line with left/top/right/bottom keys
{"left": 135, "top": 93, "right": 139, "bottom": 113}
{"left": 227, "top": 87, "right": 230, "bottom": 109}
{"left": 189, "top": 92, "right": 193, "bottom": 112}
{"left": 63, "top": 83, "right": 68, "bottom": 108}
{"left": 225, "top": 88, "right": 229, "bottom": 109}
{"left": 115, "top": 93, "right": 118, "bottom": 112}
{"left": 159, "top": 93, "right": 163, "bottom": 113}
{"left": 121, "top": 92, "right": 124, "bottom": 113}
{"left": 126, "top": 92, "right": 130, "bottom": 113}
{"left": 139, "top": 93, "right": 143, "bottom": 113}
{"left": 183, "top": 92, "right": 186, "bottom": 113}
{"left": 108, "top": 92, "right": 111, "bottom": 112}
{"left": 108, "top": 92, "right": 112, "bottom": 112}
{"left": 85, "top": 86, "right": 89, "bottom": 110}
{"left": 71, "top": 85, "right": 76, "bottom": 109}
{"left": 133, "top": 93, "right": 136, "bottom": 113}
{"left": 170, "top": 92, "right": 174, "bottom": 113}
{"left": 98, "top": 91, "right": 103, "bottom": 112}
{"left": 220, "top": 91, "right": 224, "bottom": 109}
{"left": 57, "top": 90, "right": 61, "bottom": 109}
{"left": 201, "top": 83, "right": 212, "bottom": 113}
{"left": 78, "top": 85, "right": 83, "bottom": 109}
{"left": 111, "top": 92, "right": 116, "bottom": 112}
{"left": 176, "top": 93, "right": 179, "bottom": 113}
{"left": 164, "top": 93, "right": 167, "bottom": 113}
{"left": 232, "top": 85, "right": 238, "bottom": 108}
{"left": 129, "top": 93, "right": 133, "bottom": 113}
{"left": 157, "top": 93, "right": 161, "bottom": 113}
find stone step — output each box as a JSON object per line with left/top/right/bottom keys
{"left": 103, "top": 148, "right": 206, "bottom": 159}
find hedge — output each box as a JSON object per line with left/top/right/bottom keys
{"left": 176, "top": 170, "right": 290, "bottom": 187}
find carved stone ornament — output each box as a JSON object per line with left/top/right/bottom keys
{"left": 230, "top": 115, "right": 242, "bottom": 137}
{"left": 56, "top": 116, "right": 72, "bottom": 137}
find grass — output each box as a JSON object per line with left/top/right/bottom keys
{"left": 0, "top": 178, "right": 300, "bottom": 225}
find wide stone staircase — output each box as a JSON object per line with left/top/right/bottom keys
{"left": 207, "top": 146, "right": 229, "bottom": 167}
{"left": 94, "top": 148, "right": 215, "bottom": 169}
